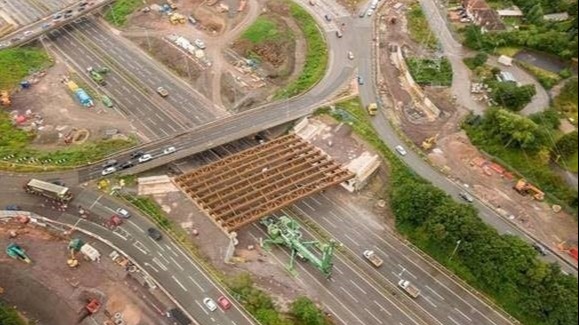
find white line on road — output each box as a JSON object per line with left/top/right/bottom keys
{"left": 343, "top": 233, "right": 360, "bottom": 246}
{"left": 188, "top": 275, "right": 206, "bottom": 292}
{"left": 455, "top": 308, "right": 473, "bottom": 322}
{"left": 301, "top": 200, "right": 316, "bottom": 212}
{"left": 423, "top": 296, "right": 438, "bottom": 308}
{"left": 195, "top": 300, "right": 209, "bottom": 315}
{"left": 158, "top": 253, "right": 170, "bottom": 264}
{"left": 373, "top": 245, "right": 390, "bottom": 258}
{"left": 333, "top": 265, "right": 344, "bottom": 275}
{"left": 447, "top": 316, "right": 461, "bottom": 325}
{"left": 426, "top": 285, "right": 445, "bottom": 300}
{"left": 144, "top": 262, "right": 158, "bottom": 272}
{"left": 364, "top": 308, "right": 383, "bottom": 324}
{"left": 128, "top": 220, "right": 143, "bottom": 232}
{"left": 309, "top": 196, "right": 322, "bottom": 206}
{"left": 339, "top": 286, "right": 358, "bottom": 303}
{"left": 148, "top": 237, "right": 165, "bottom": 251}
{"left": 165, "top": 244, "right": 179, "bottom": 257}
{"left": 133, "top": 241, "right": 148, "bottom": 255}
{"left": 398, "top": 264, "right": 417, "bottom": 279}
{"left": 152, "top": 257, "right": 168, "bottom": 271}
{"left": 89, "top": 194, "right": 103, "bottom": 209}
{"left": 326, "top": 306, "right": 348, "bottom": 325}
{"left": 372, "top": 300, "right": 392, "bottom": 316}
{"left": 113, "top": 231, "right": 127, "bottom": 240}
{"left": 172, "top": 275, "right": 188, "bottom": 292}
{"left": 350, "top": 280, "right": 367, "bottom": 295}
{"left": 170, "top": 256, "right": 184, "bottom": 271}
{"left": 322, "top": 216, "right": 336, "bottom": 228}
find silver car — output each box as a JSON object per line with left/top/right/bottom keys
{"left": 203, "top": 298, "right": 218, "bottom": 312}
{"left": 395, "top": 145, "right": 407, "bottom": 156}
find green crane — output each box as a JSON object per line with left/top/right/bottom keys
{"left": 261, "top": 215, "right": 337, "bottom": 278}
{"left": 6, "top": 243, "right": 31, "bottom": 263}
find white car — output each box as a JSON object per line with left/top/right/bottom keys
{"left": 203, "top": 298, "right": 218, "bottom": 312}
{"left": 194, "top": 39, "right": 206, "bottom": 49}
{"left": 394, "top": 145, "right": 407, "bottom": 156}
{"left": 163, "top": 146, "right": 177, "bottom": 155}
{"left": 138, "top": 153, "right": 153, "bottom": 163}
{"left": 347, "top": 51, "right": 354, "bottom": 60}
{"left": 366, "top": 8, "right": 374, "bottom": 16}
{"left": 116, "top": 208, "right": 131, "bottom": 218}
{"left": 101, "top": 166, "right": 117, "bottom": 176}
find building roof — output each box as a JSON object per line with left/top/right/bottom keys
{"left": 497, "top": 6, "right": 523, "bottom": 17}
{"left": 463, "top": 0, "right": 505, "bottom": 31}
{"left": 498, "top": 71, "right": 516, "bottom": 83}
{"left": 543, "top": 12, "right": 570, "bottom": 21}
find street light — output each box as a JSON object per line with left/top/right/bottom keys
{"left": 448, "top": 239, "right": 462, "bottom": 262}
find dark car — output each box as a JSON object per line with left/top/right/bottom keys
{"left": 357, "top": 75, "right": 364, "bottom": 85}
{"left": 49, "top": 179, "right": 66, "bottom": 186}
{"left": 102, "top": 159, "right": 118, "bottom": 169}
{"left": 458, "top": 192, "right": 474, "bottom": 203}
{"left": 5, "top": 205, "right": 21, "bottom": 211}
{"left": 130, "top": 150, "right": 145, "bottom": 159}
{"left": 119, "top": 161, "right": 135, "bottom": 169}
{"left": 147, "top": 228, "right": 162, "bottom": 241}
{"left": 533, "top": 243, "right": 548, "bottom": 256}
{"left": 324, "top": 14, "right": 331, "bottom": 21}
{"left": 64, "top": 9, "right": 73, "bottom": 14}
{"left": 64, "top": 13, "right": 73, "bottom": 18}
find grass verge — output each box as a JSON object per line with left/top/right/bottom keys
{"left": 406, "top": 57, "right": 453, "bottom": 86}
{"left": 274, "top": 2, "right": 328, "bottom": 99}
{"left": 494, "top": 46, "right": 521, "bottom": 57}
{"left": 553, "top": 77, "right": 578, "bottom": 125}
{"left": 563, "top": 152, "right": 578, "bottom": 173}
{"left": 407, "top": 4, "right": 438, "bottom": 50}
{"left": 0, "top": 302, "right": 28, "bottom": 325}
{"left": 242, "top": 16, "right": 286, "bottom": 44}
{"left": 516, "top": 61, "right": 562, "bottom": 90}
{"left": 104, "top": 0, "right": 143, "bottom": 27}
{"left": 0, "top": 47, "right": 51, "bottom": 90}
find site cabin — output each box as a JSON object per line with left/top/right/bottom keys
{"left": 24, "top": 179, "right": 73, "bottom": 202}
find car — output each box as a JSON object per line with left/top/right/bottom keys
{"left": 78, "top": 6, "right": 85, "bottom": 11}
{"left": 357, "top": 76, "right": 364, "bottom": 85}
{"left": 101, "top": 95, "right": 114, "bottom": 108}
{"left": 459, "top": 192, "right": 474, "bottom": 203}
{"left": 42, "top": 23, "right": 53, "bottom": 29}
{"left": 359, "top": 10, "right": 366, "bottom": 18}
{"left": 49, "top": 179, "right": 66, "bottom": 186}
{"left": 101, "top": 166, "right": 117, "bottom": 176}
{"left": 335, "top": 30, "right": 343, "bottom": 38}
{"left": 138, "top": 153, "right": 153, "bottom": 163}
{"left": 119, "top": 160, "right": 134, "bottom": 169}
{"left": 64, "top": 13, "right": 73, "bottom": 18}
{"left": 156, "top": 86, "right": 169, "bottom": 97}
{"left": 5, "top": 205, "right": 21, "bottom": 211}
{"left": 130, "top": 150, "right": 145, "bottom": 159}
{"left": 366, "top": 8, "right": 374, "bottom": 16}
{"left": 116, "top": 208, "right": 131, "bottom": 219}
{"left": 163, "top": 146, "right": 177, "bottom": 155}
{"left": 79, "top": 1, "right": 89, "bottom": 6}
{"left": 188, "top": 15, "right": 197, "bottom": 24}
{"left": 347, "top": 51, "right": 354, "bottom": 60}
{"left": 23, "top": 31, "right": 32, "bottom": 36}
{"left": 217, "top": 296, "right": 231, "bottom": 310}
{"left": 324, "top": 14, "right": 331, "bottom": 21}
{"left": 203, "top": 298, "right": 218, "bottom": 312}
{"left": 102, "top": 159, "right": 118, "bottom": 168}
{"left": 194, "top": 39, "right": 206, "bottom": 49}
{"left": 394, "top": 145, "right": 407, "bottom": 156}
{"left": 533, "top": 243, "right": 548, "bottom": 256}
{"left": 147, "top": 227, "right": 162, "bottom": 241}
{"left": 64, "top": 9, "right": 73, "bottom": 14}
{"left": 53, "top": 13, "right": 63, "bottom": 20}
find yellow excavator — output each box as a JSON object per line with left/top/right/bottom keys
{"left": 0, "top": 90, "right": 11, "bottom": 107}
{"left": 513, "top": 179, "right": 545, "bottom": 201}
{"left": 421, "top": 134, "right": 438, "bottom": 151}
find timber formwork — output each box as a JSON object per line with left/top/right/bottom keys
{"left": 174, "top": 134, "right": 354, "bottom": 233}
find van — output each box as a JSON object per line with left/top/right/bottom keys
{"left": 335, "top": 30, "right": 343, "bottom": 38}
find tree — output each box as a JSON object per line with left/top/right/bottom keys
{"left": 291, "top": 297, "right": 326, "bottom": 325}
{"left": 483, "top": 108, "right": 546, "bottom": 149}
{"left": 552, "top": 130, "right": 578, "bottom": 158}
{"left": 526, "top": 4, "right": 544, "bottom": 24}
{"left": 490, "top": 82, "right": 536, "bottom": 112}
{"left": 529, "top": 108, "right": 561, "bottom": 130}
{"left": 391, "top": 182, "right": 448, "bottom": 227}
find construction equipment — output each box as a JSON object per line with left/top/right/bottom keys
{"left": 169, "top": 13, "right": 186, "bottom": 24}
{"left": 261, "top": 215, "right": 337, "bottom": 278}
{"left": 0, "top": 90, "right": 11, "bottom": 106}
{"left": 6, "top": 243, "right": 31, "bottom": 263}
{"left": 421, "top": 133, "right": 438, "bottom": 151}
{"left": 24, "top": 178, "right": 73, "bottom": 202}
{"left": 65, "top": 80, "right": 94, "bottom": 107}
{"left": 367, "top": 103, "right": 378, "bottom": 116}
{"left": 87, "top": 67, "right": 105, "bottom": 85}
{"left": 167, "top": 0, "right": 178, "bottom": 10}
{"left": 513, "top": 179, "right": 545, "bottom": 201}
{"left": 67, "top": 238, "right": 85, "bottom": 268}
{"left": 78, "top": 299, "right": 101, "bottom": 323}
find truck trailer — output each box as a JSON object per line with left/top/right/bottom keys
{"left": 24, "top": 179, "right": 73, "bottom": 202}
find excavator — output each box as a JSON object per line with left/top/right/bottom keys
{"left": 6, "top": 243, "right": 31, "bottom": 263}
{"left": 0, "top": 90, "right": 11, "bottom": 107}
{"left": 421, "top": 133, "right": 438, "bottom": 151}
{"left": 67, "top": 238, "right": 85, "bottom": 268}
{"left": 513, "top": 179, "right": 545, "bottom": 201}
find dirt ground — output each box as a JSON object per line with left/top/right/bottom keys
{"left": 0, "top": 220, "right": 172, "bottom": 325}
{"left": 377, "top": 1, "right": 578, "bottom": 262}
{"left": 7, "top": 56, "right": 133, "bottom": 148}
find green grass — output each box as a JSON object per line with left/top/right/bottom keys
{"left": 407, "top": 4, "right": 438, "bottom": 50}
{"left": 516, "top": 60, "right": 562, "bottom": 90}
{"left": 406, "top": 57, "right": 453, "bottom": 86}
{"left": 0, "top": 302, "right": 28, "bottom": 325}
{"left": 242, "top": 17, "right": 285, "bottom": 44}
{"left": 494, "top": 46, "right": 521, "bottom": 57}
{"left": 553, "top": 77, "right": 578, "bottom": 124}
{"left": 0, "top": 47, "right": 51, "bottom": 90}
{"left": 274, "top": 2, "right": 328, "bottom": 99}
{"left": 104, "top": 0, "right": 143, "bottom": 26}
{"left": 562, "top": 151, "right": 578, "bottom": 173}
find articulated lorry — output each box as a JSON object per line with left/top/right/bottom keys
{"left": 24, "top": 178, "right": 73, "bottom": 202}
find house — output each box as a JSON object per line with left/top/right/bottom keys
{"left": 497, "top": 6, "right": 523, "bottom": 18}
{"left": 462, "top": 0, "right": 505, "bottom": 31}
{"left": 498, "top": 55, "right": 513, "bottom": 66}
{"left": 497, "top": 71, "right": 517, "bottom": 83}
{"left": 543, "top": 12, "right": 570, "bottom": 22}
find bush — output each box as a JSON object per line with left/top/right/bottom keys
{"left": 104, "top": 0, "right": 142, "bottom": 26}
{"left": 517, "top": 61, "right": 562, "bottom": 90}
{"left": 291, "top": 297, "right": 328, "bottom": 325}
{"left": 406, "top": 57, "right": 453, "bottom": 86}
{"left": 0, "top": 303, "right": 27, "bottom": 325}
{"left": 463, "top": 52, "right": 488, "bottom": 70}
{"left": 407, "top": 4, "right": 438, "bottom": 49}
{"left": 490, "top": 82, "right": 536, "bottom": 111}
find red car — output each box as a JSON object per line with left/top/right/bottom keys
{"left": 217, "top": 296, "right": 231, "bottom": 310}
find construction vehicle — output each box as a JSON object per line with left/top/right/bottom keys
{"left": 513, "top": 179, "right": 544, "bottom": 201}
{"left": 261, "top": 215, "right": 337, "bottom": 278}
{"left": 167, "top": 0, "right": 178, "bottom": 10}
{"left": 101, "top": 95, "right": 113, "bottom": 108}
{"left": 169, "top": 13, "right": 186, "bottom": 24}
{"left": 24, "top": 178, "right": 73, "bottom": 202}
{"left": 87, "top": 67, "right": 105, "bottom": 85}
{"left": 367, "top": 103, "right": 378, "bottom": 116}
{"left": 398, "top": 279, "right": 420, "bottom": 298}
{"left": 67, "top": 238, "right": 85, "bottom": 268}
{"left": 421, "top": 134, "right": 438, "bottom": 151}
{"left": 104, "top": 214, "right": 123, "bottom": 230}
{"left": 6, "top": 243, "right": 31, "bottom": 263}
{"left": 66, "top": 80, "right": 94, "bottom": 107}
{"left": 363, "top": 250, "right": 383, "bottom": 267}
{"left": 0, "top": 90, "right": 11, "bottom": 106}
{"left": 77, "top": 299, "right": 101, "bottom": 323}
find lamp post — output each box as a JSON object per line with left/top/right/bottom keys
{"left": 449, "top": 239, "right": 462, "bottom": 262}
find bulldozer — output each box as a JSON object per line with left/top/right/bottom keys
{"left": 169, "top": 12, "right": 186, "bottom": 24}
{"left": 421, "top": 134, "right": 438, "bottom": 151}
{"left": 6, "top": 243, "right": 31, "bottom": 263}
{"left": 513, "top": 179, "right": 544, "bottom": 201}
{"left": 0, "top": 90, "right": 11, "bottom": 107}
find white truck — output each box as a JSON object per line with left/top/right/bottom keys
{"left": 363, "top": 250, "right": 383, "bottom": 267}
{"left": 398, "top": 279, "right": 420, "bottom": 298}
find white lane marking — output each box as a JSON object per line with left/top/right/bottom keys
{"left": 364, "top": 308, "right": 383, "bottom": 324}
{"left": 372, "top": 300, "right": 391, "bottom": 316}
{"left": 158, "top": 254, "right": 170, "bottom": 264}
{"left": 309, "top": 196, "right": 322, "bottom": 206}
{"left": 89, "top": 194, "right": 103, "bottom": 209}
{"left": 152, "top": 257, "right": 168, "bottom": 271}
{"left": 328, "top": 210, "right": 340, "bottom": 219}
{"left": 350, "top": 280, "right": 367, "bottom": 295}
{"left": 339, "top": 286, "right": 359, "bottom": 303}
{"left": 343, "top": 233, "right": 360, "bottom": 246}
{"left": 423, "top": 295, "right": 438, "bottom": 308}
{"left": 426, "top": 285, "right": 445, "bottom": 300}
{"left": 398, "top": 264, "right": 417, "bottom": 279}
{"left": 165, "top": 244, "right": 179, "bottom": 257}
{"left": 326, "top": 306, "right": 347, "bottom": 325}
{"left": 322, "top": 216, "right": 336, "bottom": 228}
{"left": 144, "top": 262, "right": 158, "bottom": 272}
{"left": 170, "top": 256, "right": 184, "bottom": 271}
{"left": 188, "top": 276, "right": 206, "bottom": 292}
{"left": 301, "top": 200, "right": 316, "bottom": 211}
{"left": 148, "top": 237, "right": 165, "bottom": 251}
{"left": 113, "top": 231, "right": 127, "bottom": 240}
{"left": 132, "top": 242, "right": 148, "bottom": 255}
{"left": 172, "top": 275, "right": 188, "bottom": 292}
{"left": 333, "top": 265, "right": 344, "bottom": 275}
{"left": 195, "top": 300, "right": 209, "bottom": 315}
{"left": 455, "top": 308, "right": 473, "bottom": 322}
{"left": 447, "top": 316, "right": 461, "bottom": 325}
{"left": 373, "top": 245, "right": 390, "bottom": 258}
{"left": 128, "top": 220, "right": 144, "bottom": 232}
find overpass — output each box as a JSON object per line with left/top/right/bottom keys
{"left": 0, "top": 0, "right": 113, "bottom": 49}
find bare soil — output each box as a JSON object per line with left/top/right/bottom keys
{"left": 8, "top": 57, "right": 133, "bottom": 148}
